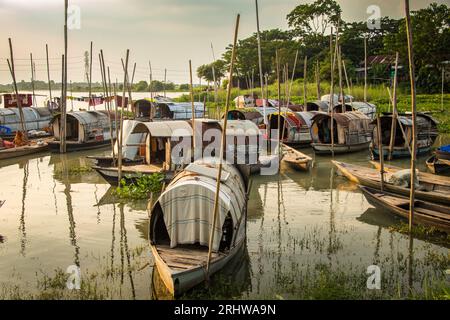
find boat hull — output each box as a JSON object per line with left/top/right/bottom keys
{"left": 436, "top": 149, "right": 450, "bottom": 161}
{"left": 426, "top": 155, "right": 450, "bottom": 175}
{"left": 48, "top": 139, "right": 113, "bottom": 153}
{"left": 371, "top": 145, "right": 431, "bottom": 160}
{"left": 151, "top": 239, "right": 246, "bottom": 297}
{"left": 0, "top": 144, "right": 49, "bottom": 160}
{"left": 359, "top": 186, "right": 450, "bottom": 233}
{"left": 333, "top": 160, "right": 450, "bottom": 205}
{"left": 312, "top": 141, "right": 370, "bottom": 155}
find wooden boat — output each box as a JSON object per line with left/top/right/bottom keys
{"left": 370, "top": 113, "right": 438, "bottom": 159}
{"left": 268, "top": 111, "right": 314, "bottom": 146}
{"left": 93, "top": 119, "right": 261, "bottom": 185}
{"left": 426, "top": 155, "right": 450, "bottom": 175}
{"left": 359, "top": 186, "right": 450, "bottom": 233}
{"left": 0, "top": 140, "right": 50, "bottom": 160}
{"left": 436, "top": 144, "right": 450, "bottom": 160}
{"left": 369, "top": 161, "right": 450, "bottom": 187}
{"left": 281, "top": 143, "right": 312, "bottom": 171}
{"left": 49, "top": 110, "right": 117, "bottom": 152}
{"left": 149, "top": 159, "right": 249, "bottom": 297}
{"left": 332, "top": 160, "right": 450, "bottom": 205}
{"left": 0, "top": 105, "right": 52, "bottom": 139}
{"left": 310, "top": 111, "right": 372, "bottom": 155}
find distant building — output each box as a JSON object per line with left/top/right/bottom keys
{"left": 355, "top": 55, "right": 405, "bottom": 83}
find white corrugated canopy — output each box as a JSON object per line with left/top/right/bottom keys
{"left": 131, "top": 120, "right": 193, "bottom": 137}
{"left": 156, "top": 158, "right": 246, "bottom": 252}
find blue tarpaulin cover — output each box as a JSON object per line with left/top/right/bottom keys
{"left": 438, "top": 144, "right": 450, "bottom": 153}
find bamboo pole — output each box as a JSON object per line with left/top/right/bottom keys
{"left": 7, "top": 38, "right": 27, "bottom": 140}
{"left": 206, "top": 14, "right": 240, "bottom": 275}
{"left": 405, "top": 0, "right": 417, "bottom": 232}
{"left": 46, "top": 44, "right": 53, "bottom": 106}
{"left": 88, "top": 41, "right": 93, "bottom": 110}
{"left": 255, "top": 0, "right": 267, "bottom": 126}
{"left": 276, "top": 50, "right": 281, "bottom": 170}
{"left": 60, "top": 54, "right": 66, "bottom": 153}
{"left": 163, "top": 68, "right": 167, "bottom": 98}
{"left": 329, "top": 28, "right": 337, "bottom": 156}
{"left": 386, "top": 87, "right": 411, "bottom": 155}
{"left": 281, "top": 51, "right": 299, "bottom": 146}
{"left": 189, "top": 60, "right": 196, "bottom": 160}
{"left": 388, "top": 52, "right": 399, "bottom": 160}
{"left": 442, "top": 65, "right": 445, "bottom": 112}
{"left": 338, "top": 46, "right": 345, "bottom": 112}
{"left": 376, "top": 115, "right": 385, "bottom": 191}
{"left": 118, "top": 50, "right": 130, "bottom": 183}
{"left": 210, "top": 43, "right": 219, "bottom": 117}
{"left": 149, "top": 60, "right": 153, "bottom": 100}
{"left": 111, "top": 70, "right": 119, "bottom": 164}
{"left": 61, "top": 0, "right": 68, "bottom": 153}
{"left": 364, "top": 37, "right": 368, "bottom": 103}
{"left": 316, "top": 60, "right": 321, "bottom": 100}
{"left": 100, "top": 50, "right": 116, "bottom": 163}
{"left": 30, "top": 53, "right": 36, "bottom": 107}
{"left": 70, "top": 80, "right": 73, "bottom": 111}
{"left": 342, "top": 59, "right": 352, "bottom": 103}
{"left": 303, "top": 56, "right": 308, "bottom": 106}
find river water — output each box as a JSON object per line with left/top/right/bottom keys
{"left": 0, "top": 136, "right": 449, "bottom": 299}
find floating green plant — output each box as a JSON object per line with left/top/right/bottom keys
{"left": 114, "top": 173, "right": 165, "bottom": 200}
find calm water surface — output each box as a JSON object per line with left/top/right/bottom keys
{"left": 0, "top": 136, "right": 449, "bottom": 299}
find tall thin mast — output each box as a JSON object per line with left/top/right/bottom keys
{"left": 405, "top": 0, "right": 417, "bottom": 232}
{"left": 255, "top": 0, "right": 267, "bottom": 125}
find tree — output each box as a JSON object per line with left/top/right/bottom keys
{"left": 134, "top": 80, "right": 148, "bottom": 92}
{"left": 287, "top": 0, "right": 342, "bottom": 40}
{"left": 197, "top": 60, "right": 226, "bottom": 85}
{"left": 383, "top": 3, "right": 450, "bottom": 92}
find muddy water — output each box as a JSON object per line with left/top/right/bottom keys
{"left": 0, "top": 137, "right": 449, "bottom": 299}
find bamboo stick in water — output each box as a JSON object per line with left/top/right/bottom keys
{"left": 7, "top": 38, "right": 27, "bottom": 141}
{"left": 405, "top": 0, "right": 417, "bottom": 232}
{"left": 388, "top": 52, "right": 399, "bottom": 160}
{"left": 118, "top": 50, "right": 130, "bottom": 183}
{"left": 206, "top": 14, "right": 240, "bottom": 276}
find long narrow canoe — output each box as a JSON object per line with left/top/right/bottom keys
{"left": 332, "top": 160, "right": 450, "bottom": 205}
{"left": 0, "top": 143, "right": 49, "bottom": 160}
{"left": 359, "top": 186, "right": 450, "bottom": 233}
{"left": 369, "top": 161, "right": 450, "bottom": 188}
{"left": 282, "top": 143, "right": 312, "bottom": 171}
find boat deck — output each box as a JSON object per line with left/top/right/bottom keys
{"left": 99, "top": 164, "right": 163, "bottom": 173}
{"left": 156, "top": 244, "right": 222, "bottom": 271}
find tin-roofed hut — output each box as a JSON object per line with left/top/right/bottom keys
{"left": 49, "top": 110, "right": 117, "bottom": 152}
{"left": 310, "top": 111, "right": 372, "bottom": 154}
{"left": 0, "top": 107, "right": 52, "bottom": 138}
{"left": 370, "top": 113, "right": 438, "bottom": 159}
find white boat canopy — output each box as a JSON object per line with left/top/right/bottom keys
{"left": 131, "top": 120, "right": 193, "bottom": 137}
{"left": 0, "top": 107, "right": 52, "bottom": 134}
{"left": 155, "top": 158, "right": 246, "bottom": 252}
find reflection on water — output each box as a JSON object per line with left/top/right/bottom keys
{"left": 0, "top": 135, "right": 448, "bottom": 299}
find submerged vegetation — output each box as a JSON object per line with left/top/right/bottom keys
{"left": 114, "top": 173, "right": 165, "bottom": 200}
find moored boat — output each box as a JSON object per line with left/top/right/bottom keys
{"left": 359, "top": 186, "right": 450, "bottom": 233}
{"left": 48, "top": 110, "right": 117, "bottom": 152}
{"left": 149, "top": 159, "right": 249, "bottom": 297}
{"left": 0, "top": 139, "right": 50, "bottom": 160}
{"left": 436, "top": 144, "right": 450, "bottom": 160}
{"left": 370, "top": 113, "right": 438, "bottom": 159}
{"left": 426, "top": 154, "right": 450, "bottom": 175}
{"left": 310, "top": 111, "right": 372, "bottom": 154}
{"left": 332, "top": 160, "right": 450, "bottom": 205}
{"left": 369, "top": 161, "right": 450, "bottom": 187}
{"left": 281, "top": 143, "right": 312, "bottom": 171}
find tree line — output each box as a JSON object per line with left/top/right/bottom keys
{"left": 196, "top": 0, "right": 449, "bottom": 93}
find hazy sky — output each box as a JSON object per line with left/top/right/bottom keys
{"left": 0, "top": 0, "right": 448, "bottom": 85}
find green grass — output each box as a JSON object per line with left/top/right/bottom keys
{"left": 114, "top": 173, "right": 164, "bottom": 200}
